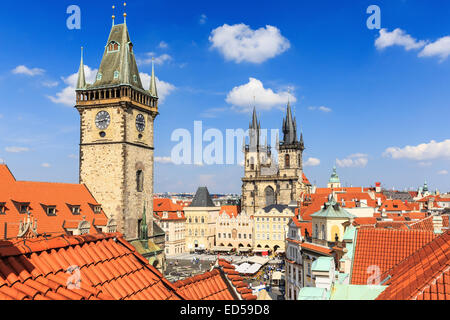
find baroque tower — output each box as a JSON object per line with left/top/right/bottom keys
{"left": 75, "top": 15, "right": 158, "bottom": 241}
{"left": 241, "top": 103, "right": 309, "bottom": 215}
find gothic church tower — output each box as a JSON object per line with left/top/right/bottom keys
{"left": 75, "top": 15, "right": 158, "bottom": 241}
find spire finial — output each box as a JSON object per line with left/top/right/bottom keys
{"left": 112, "top": 5, "right": 116, "bottom": 26}
{"left": 123, "top": 2, "right": 127, "bottom": 23}
{"left": 149, "top": 57, "right": 158, "bottom": 98}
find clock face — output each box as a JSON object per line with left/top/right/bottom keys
{"left": 95, "top": 111, "right": 111, "bottom": 130}
{"left": 136, "top": 114, "right": 146, "bottom": 132}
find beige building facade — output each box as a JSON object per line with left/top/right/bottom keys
{"left": 215, "top": 210, "right": 254, "bottom": 251}
{"left": 184, "top": 187, "right": 219, "bottom": 251}
{"left": 253, "top": 204, "right": 295, "bottom": 253}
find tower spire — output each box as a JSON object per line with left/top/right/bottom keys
{"left": 149, "top": 58, "right": 158, "bottom": 98}
{"left": 76, "top": 47, "right": 86, "bottom": 89}
{"left": 282, "top": 100, "right": 297, "bottom": 144}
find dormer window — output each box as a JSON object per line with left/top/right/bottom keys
{"left": 46, "top": 206, "right": 57, "bottom": 216}
{"left": 72, "top": 206, "right": 81, "bottom": 215}
{"left": 133, "top": 75, "right": 137, "bottom": 83}
{"left": 129, "top": 43, "right": 133, "bottom": 52}
{"left": 19, "top": 203, "right": 30, "bottom": 214}
{"left": 94, "top": 206, "right": 102, "bottom": 213}
{"left": 0, "top": 203, "right": 6, "bottom": 214}
{"left": 114, "top": 71, "right": 119, "bottom": 79}
{"left": 97, "top": 73, "right": 103, "bottom": 81}
{"left": 107, "top": 41, "right": 120, "bottom": 52}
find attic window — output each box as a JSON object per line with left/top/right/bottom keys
{"left": 92, "top": 205, "right": 102, "bottom": 214}
{"left": 71, "top": 206, "right": 81, "bottom": 215}
{"left": 19, "top": 203, "right": 30, "bottom": 214}
{"left": 46, "top": 206, "right": 57, "bottom": 216}
{"left": 114, "top": 71, "right": 119, "bottom": 79}
{"left": 133, "top": 75, "right": 137, "bottom": 83}
{"left": 97, "top": 73, "right": 103, "bottom": 81}
{"left": 129, "top": 43, "right": 133, "bottom": 52}
{"left": 0, "top": 203, "right": 5, "bottom": 214}
{"left": 108, "top": 41, "right": 120, "bottom": 52}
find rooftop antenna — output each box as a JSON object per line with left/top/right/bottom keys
{"left": 112, "top": 5, "right": 116, "bottom": 26}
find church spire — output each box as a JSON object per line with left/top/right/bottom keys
{"left": 249, "top": 106, "right": 260, "bottom": 149}
{"left": 76, "top": 47, "right": 86, "bottom": 89}
{"left": 149, "top": 58, "right": 158, "bottom": 98}
{"left": 282, "top": 101, "right": 297, "bottom": 145}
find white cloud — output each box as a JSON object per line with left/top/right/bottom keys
{"left": 140, "top": 73, "right": 176, "bottom": 104}
{"left": 158, "top": 41, "right": 169, "bottom": 49}
{"left": 308, "top": 106, "right": 332, "bottom": 113}
{"left": 375, "top": 28, "right": 427, "bottom": 51}
{"left": 384, "top": 139, "right": 450, "bottom": 161}
{"left": 47, "top": 65, "right": 97, "bottom": 107}
{"left": 199, "top": 14, "right": 207, "bottom": 25}
{"left": 5, "top": 147, "right": 29, "bottom": 153}
{"left": 155, "top": 156, "right": 173, "bottom": 164}
{"left": 438, "top": 170, "right": 448, "bottom": 175}
{"left": 419, "top": 36, "right": 450, "bottom": 61}
{"left": 42, "top": 80, "right": 59, "bottom": 88}
{"left": 336, "top": 153, "right": 368, "bottom": 168}
{"left": 41, "top": 163, "right": 51, "bottom": 168}
{"left": 209, "top": 23, "right": 290, "bottom": 63}
{"left": 226, "top": 77, "right": 296, "bottom": 112}
{"left": 138, "top": 53, "right": 173, "bottom": 66}
{"left": 12, "top": 65, "right": 45, "bottom": 76}
{"left": 304, "top": 157, "right": 321, "bottom": 167}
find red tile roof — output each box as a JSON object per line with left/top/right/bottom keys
{"left": 0, "top": 233, "right": 185, "bottom": 300}
{"left": 353, "top": 217, "right": 377, "bottom": 226}
{"left": 409, "top": 214, "right": 449, "bottom": 232}
{"left": 379, "top": 199, "right": 411, "bottom": 212}
{"left": 350, "top": 228, "right": 436, "bottom": 285}
{"left": 302, "top": 173, "right": 311, "bottom": 185}
{"left": 174, "top": 259, "right": 256, "bottom": 300}
{"left": 292, "top": 217, "right": 312, "bottom": 238}
{"left": 219, "top": 205, "right": 240, "bottom": 219}
{"left": 0, "top": 165, "right": 109, "bottom": 239}
{"left": 300, "top": 242, "right": 333, "bottom": 256}
{"left": 299, "top": 194, "right": 328, "bottom": 221}
{"left": 376, "top": 231, "right": 450, "bottom": 300}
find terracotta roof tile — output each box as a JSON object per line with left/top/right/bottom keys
{"left": 377, "top": 231, "right": 450, "bottom": 300}
{"left": 350, "top": 228, "right": 437, "bottom": 285}
{"left": 0, "top": 233, "right": 184, "bottom": 300}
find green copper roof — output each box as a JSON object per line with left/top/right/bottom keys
{"left": 311, "top": 197, "right": 356, "bottom": 219}
{"left": 89, "top": 23, "right": 144, "bottom": 90}
{"left": 330, "top": 284, "right": 387, "bottom": 300}
{"left": 77, "top": 47, "right": 86, "bottom": 89}
{"left": 298, "top": 287, "right": 327, "bottom": 300}
{"left": 329, "top": 166, "right": 340, "bottom": 183}
{"left": 343, "top": 225, "right": 356, "bottom": 241}
{"left": 130, "top": 239, "right": 161, "bottom": 256}
{"left": 312, "top": 257, "right": 334, "bottom": 272}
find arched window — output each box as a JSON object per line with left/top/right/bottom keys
{"left": 321, "top": 225, "right": 326, "bottom": 240}
{"left": 265, "top": 186, "right": 275, "bottom": 206}
{"left": 136, "top": 170, "right": 144, "bottom": 192}
{"left": 249, "top": 157, "right": 255, "bottom": 170}
{"left": 315, "top": 224, "right": 319, "bottom": 238}
{"left": 108, "top": 41, "right": 120, "bottom": 52}
{"left": 285, "top": 154, "right": 290, "bottom": 168}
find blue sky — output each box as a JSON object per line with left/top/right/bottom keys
{"left": 0, "top": 0, "right": 449, "bottom": 194}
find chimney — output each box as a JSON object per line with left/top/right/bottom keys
{"left": 375, "top": 182, "right": 381, "bottom": 193}
{"left": 432, "top": 215, "right": 443, "bottom": 234}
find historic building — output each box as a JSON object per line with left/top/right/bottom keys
{"left": 153, "top": 198, "right": 187, "bottom": 256}
{"left": 253, "top": 204, "right": 296, "bottom": 253}
{"left": 75, "top": 15, "right": 159, "bottom": 241}
{"left": 215, "top": 207, "right": 253, "bottom": 252}
{"left": 241, "top": 104, "right": 311, "bottom": 216}
{"left": 184, "top": 187, "right": 219, "bottom": 252}
{"left": 327, "top": 167, "right": 341, "bottom": 189}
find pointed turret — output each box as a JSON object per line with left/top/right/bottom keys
{"left": 91, "top": 21, "right": 144, "bottom": 90}
{"left": 76, "top": 47, "right": 86, "bottom": 89}
{"left": 149, "top": 58, "right": 158, "bottom": 98}
{"left": 249, "top": 106, "right": 260, "bottom": 149}
{"left": 140, "top": 203, "right": 149, "bottom": 249}
{"left": 282, "top": 101, "right": 298, "bottom": 145}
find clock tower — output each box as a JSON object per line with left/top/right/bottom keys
{"left": 75, "top": 17, "right": 158, "bottom": 241}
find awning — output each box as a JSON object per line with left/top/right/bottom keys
{"left": 212, "top": 246, "right": 233, "bottom": 252}
{"left": 238, "top": 248, "right": 251, "bottom": 252}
